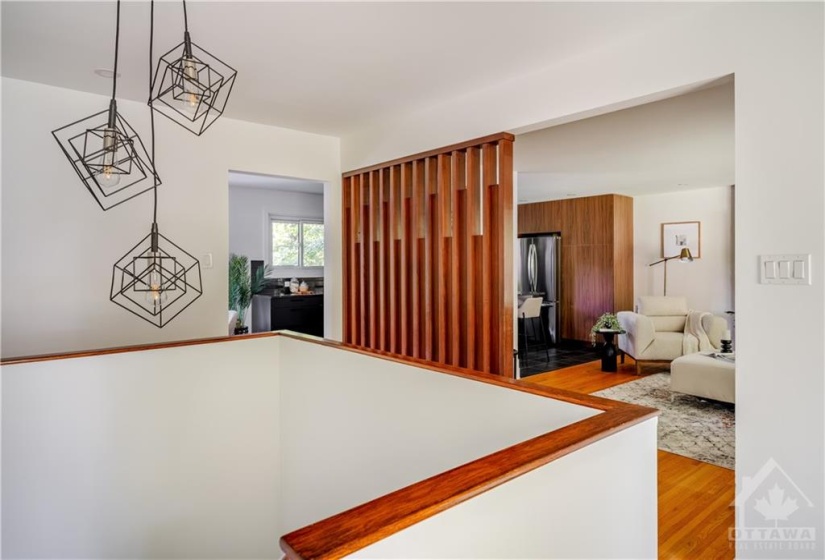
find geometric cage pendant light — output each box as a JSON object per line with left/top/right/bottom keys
{"left": 52, "top": 0, "right": 160, "bottom": 211}
{"left": 110, "top": 222, "right": 203, "bottom": 328}
{"left": 150, "top": 0, "right": 237, "bottom": 136}
{"left": 110, "top": 0, "right": 202, "bottom": 328}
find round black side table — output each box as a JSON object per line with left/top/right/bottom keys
{"left": 597, "top": 329, "right": 626, "bottom": 372}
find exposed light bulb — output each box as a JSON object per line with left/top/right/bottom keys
{"left": 145, "top": 270, "right": 168, "bottom": 309}
{"left": 97, "top": 127, "right": 121, "bottom": 188}
{"left": 180, "top": 57, "right": 201, "bottom": 113}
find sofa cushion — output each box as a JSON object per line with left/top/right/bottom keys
{"left": 650, "top": 316, "right": 687, "bottom": 332}
{"left": 638, "top": 296, "right": 688, "bottom": 317}
{"left": 640, "top": 331, "right": 684, "bottom": 361}
{"left": 671, "top": 352, "right": 736, "bottom": 404}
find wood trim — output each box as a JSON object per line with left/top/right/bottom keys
{"left": 343, "top": 132, "right": 515, "bottom": 177}
{"left": 0, "top": 331, "right": 282, "bottom": 365}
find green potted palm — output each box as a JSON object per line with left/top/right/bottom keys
{"left": 228, "top": 254, "right": 253, "bottom": 334}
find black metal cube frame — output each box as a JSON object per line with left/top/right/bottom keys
{"left": 151, "top": 39, "right": 237, "bottom": 136}
{"left": 111, "top": 228, "right": 203, "bottom": 328}
{"left": 53, "top": 108, "right": 161, "bottom": 211}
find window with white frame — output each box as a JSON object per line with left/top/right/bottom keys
{"left": 270, "top": 217, "right": 324, "bottom": 268}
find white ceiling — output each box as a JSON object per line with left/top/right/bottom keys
{"left": 515, "top": 80, "right": 734, "bottom": 203}
{"left": 228, "top": 171, "right": 324, "bottom": 195}
{"left": 1, "top": 1, "right": 712, "bottom": 137}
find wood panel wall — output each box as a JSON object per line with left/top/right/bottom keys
{"left": 343, "top": 133, "right": 514, "bottom": 378}
{"left": 518, "top": 194, "right": 633, "bottom": 342}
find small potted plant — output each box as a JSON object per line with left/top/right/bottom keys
{"left": 590, "top": 312, "right": 622, "bottom": 345}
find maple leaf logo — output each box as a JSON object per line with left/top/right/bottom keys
{"left": 754, "top": 484, "right": 799, "bottom": 525}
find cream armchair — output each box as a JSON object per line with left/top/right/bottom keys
{"left": 617, "top": 296, "right": 727, "bottom": 374}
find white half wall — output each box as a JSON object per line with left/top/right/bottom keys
{"left": 2, "top": 335, "right": 656, "bottom": 559}
{"left": 341, "top": 4, "right": 825, "bottom": 552}
{"left": 276, "top": 336, "right": 598, "bottom": 533}
{"left": 355, "top": 419, "right": 658, "bottom": 559}
{"left": 1, "top": 337, "right": 283, "bottom": 559}
{"left": 0, "top": 78, "right": 342, "bottom": 358}
{"left": 633, "top": 186, "right": 734, "bottom": 318}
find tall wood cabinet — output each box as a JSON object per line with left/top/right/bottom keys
{"left": 518, "top": 194, "right": 633, "bottom": 342}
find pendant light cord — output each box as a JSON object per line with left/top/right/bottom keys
{"left": 149, "top": 0, "right": 158, "bottom": 225}
{"left": 111, "top": 0, "right": 121, "bottom": 100}
{"left": 183, "top": 0, "right": 189, "bottom": 33}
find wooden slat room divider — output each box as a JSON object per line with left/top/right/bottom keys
{"left": 342, "top": 133, "right": 514, "bottom": 377}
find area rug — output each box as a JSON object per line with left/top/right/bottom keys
{"left": 593, "top": 373, "right": 734, "bottom": 469}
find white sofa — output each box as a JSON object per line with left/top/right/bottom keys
{"left": 617, "top": 296, "right": 727, "bottom": 374}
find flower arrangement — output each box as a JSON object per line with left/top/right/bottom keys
{"left": 590, "top": 312, "right": 622, "bottom": 345}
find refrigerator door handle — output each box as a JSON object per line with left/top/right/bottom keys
{"left": 527, "top": 242, "right": 538, "bottom": 293}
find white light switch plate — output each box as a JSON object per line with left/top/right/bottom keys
{"left": 759, "top": 254, "right": 811, "bottom": 285}
{"left": 203, "top": 253, "right": 214, "bottom": 269}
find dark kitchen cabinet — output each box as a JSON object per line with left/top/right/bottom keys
{"left": 252, "top": 294, "right": 324, "bottom": 337}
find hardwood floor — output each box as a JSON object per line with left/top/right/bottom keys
{"left": 523, "top": 355, "right": 642, "bottom": 393}
{"left": 658, "top": 450, "right": 735, "bottom": 559}
{"left": 523, "top": 357, "right": 735, "bottom": 559}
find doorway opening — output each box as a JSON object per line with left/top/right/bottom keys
{"left": 228, "top": 170, "right": 328, "bottom": 338}
{"left": 513, "top": 76, "right": 736, "bottom": 557}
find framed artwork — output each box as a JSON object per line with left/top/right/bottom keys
{"left": 661, "top": 221, "right": 701, "bottom": 258}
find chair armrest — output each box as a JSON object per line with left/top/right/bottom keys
{"left": 617, "top": 311, "right": 656, "bottom": 357}
{"left": 703, "top": 315, "right": 729, "bottom": 349}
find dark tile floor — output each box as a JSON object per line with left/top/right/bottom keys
{"left": 517, "top": 340, "right": 602, "bottom": 378}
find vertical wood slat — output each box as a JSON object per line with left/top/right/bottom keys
{"left": 449, "top": 150, "right": 463, "bottom": 367}
{"left": 497, "top": 139, "right": 514, "bottom": 376}
{"left": 424, "top": 157, "right": 436, "bottom": 361}
{"left": 479, "top": 142, "right": 496, "bottom": 373}
{"left": 359, "top": 173, "right": 369, "bottom": 347}
{"left": 342, "top": 176, "right": 351, "bottom": 343}
{"left": 411, "top": 161, "right": 422, "bottom": 359}
{"left": 378, "top": 170, "right": 387, "bottom": 352}
{"left": 369, "top": 171, "right": 379, "bottom": 349}
{"left": 399, "top": 163, "right": 411, "bottom": 356}
{"left": 435, "top": 153, "right": 449, "bottom": 364}
{"left": 388, "top": 166, "right": 399, "bottom": 354}
{"left": 346, "top": 175, "right": 360, "bottom": 346}
{"left": 342, "top": 133, "right": 514, "bottom": 378}
{"left": 464, "top": 146, "right": 479, "bottom": 371}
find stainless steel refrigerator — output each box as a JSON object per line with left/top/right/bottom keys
{"left": 518, "top": 234, "right": 561, "bottom": 344}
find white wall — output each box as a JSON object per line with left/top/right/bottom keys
{"left": 228, "top": 184, "right": 324, "bottom": 278}
{"left": 277, "top": 336, "right": 598, "bottom": 533}
{"left": 633, "top": 186, "right": 734, "bottom": 318}
{"left": 1, "top": 337, "right": 282, "bottom": 559}
{"left": 341, "top": 4, "right": 825, "bottom": 552}
{"left": 0, "top": 78, "right": 342, "bottom": 359}
{"left": 355, "top": 420, "right": 658, "bottom": 559}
